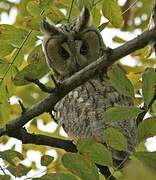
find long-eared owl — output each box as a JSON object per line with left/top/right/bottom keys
{"left": 41, "top": 7, "right": 136, "bottom": 165}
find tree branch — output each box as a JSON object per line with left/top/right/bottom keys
{"left": 6, "top": 127, "right": 112, "bottom": 177}
{"left": 6, "top": 127, "right": 77, "bottom": 152}
{"left": 1, "top": 27, "right": 156, "bottom": 143}
{"left": 136, "top": 87, "right": 156, "bottom": 126}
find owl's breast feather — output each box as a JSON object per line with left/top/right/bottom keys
{"left": 54, "top": 77, "right": 136, "bottom": 160}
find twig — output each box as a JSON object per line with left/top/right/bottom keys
{"left": 136, "top": 88, "right": 156, "bottom": 126}
{"left": 48, "top": 109, "right": 57, "bottom": 123}
{"left": 121, "top": 0, "right": 139, "bottom": 16}
{"left": 0, "top": 165, "right": 6, "bottom": 175}
{"left": 25, "top": 169, "right": 47, "bottom": 180}
{"left": 98, "top": 0, "right": 139, "bottom": 31}
{"left": 6, "top": 127, "right": 112, "bottom": 178}
{"left": 97, "top": 164, "right": 114, "bottom": 179}
{"left": 18, "top": 100, "right": 27, "bottom": 114}
{"left": 6, "top": 127, "right": 77, "bottom": 153}
{"left": 107, "top": 156, "right": 130, "bottom": 180}
{"left": 93, "top": 0, "right": 102, "bottom": 6}
{"left": 24, "top": 76, "right": 55, "bottom": 93}
{"left": 51, "top": 74, "right": 59, "bottom": 87}
{"left": 67, "top": 0, "right": 75, "bottom": 22}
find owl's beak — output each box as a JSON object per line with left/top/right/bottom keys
{"left": 75, "top": 57, "right": 81, "bottom": 71}
{"left": 68, "top": 45, "right": 81, "bottom": 71}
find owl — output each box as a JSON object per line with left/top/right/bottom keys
{"left": 41, "top": 7, "right": 136, "bottom": 166}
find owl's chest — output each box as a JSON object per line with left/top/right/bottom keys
{"left": 54, "top": 77, "right": 132, "bottom": 141}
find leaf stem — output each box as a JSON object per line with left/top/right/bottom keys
{"left": 1, "top": 30, "right": 32, "bottom": 83}
{"left": 136, "top": 88, "right": 156, "bottom": 126}
{"left": 122, "top": 0, "right": 139, "bottom": 15}
{"left": 68, "top": 0, "right": 75, "bottom": 22}
{"left": 0, "top": 165, "right": 6, "bottom": 175}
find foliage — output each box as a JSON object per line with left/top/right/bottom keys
{"left": 0, "top": 0, "right": 156, "bottom": 179}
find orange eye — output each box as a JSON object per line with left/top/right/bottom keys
{"left": 59, "top": 47, "right": 69, "bottom": 59}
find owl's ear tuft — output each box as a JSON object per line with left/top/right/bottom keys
{"left": 77, "top": 7, "right": 92, "bottom": 30}
{"left": 40, "top": 18, "right": 60, "bottom": 35}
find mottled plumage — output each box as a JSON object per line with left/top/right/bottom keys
{"left": 41, "top": 7, "right": 136, "bottom": 165}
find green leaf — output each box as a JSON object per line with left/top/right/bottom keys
{"left": 76, "top": 0, "right": 93, "bottom": 10}
{"left": 0, "top": 175, "right": 11, "bottom": 180}
{"left": 152, "top": 101, "right": 156, "bottom": 116}
{"left": 24, "top": 31, "right": 39, "bottom": 51}
{"left": 112, "top": 36, "right": 126, "bottom": 43}
{"left": 107, "top": 65, "right": 134, "bottom": 98}
{"left": 104, "top": 128, "right": 128, "bottom": 151}
{"left": 103, "top": 106, "right": 143, "bottom": 123}
{"left": 7, "top": 164, "right": 30, "bottom": 177}
{"left": 102, "top": 0, "right": 123, "bottom": 27}
{"left": 134, "top": 151, "right": 156, "bottom": 171}
{"left": 0, "top": 82, "right": 9, "bottom": 104}
{"left": 91, "top": 7, "right": 101, "bottom": 26}
{"left": 27, "top": 45, "right": 45, "bottom": 64}
{"left": 137, "top": 117, "right": 156, "bottom": 143}
{"left": 77, "top": 139, "right": 113, "bottom": 166}
{"left": 23, "top": 16, "right": 42, "bottom": 31}
{"left": 26, "top": 1, "right": 42, "bottom": 17}
{"left": 0, "top": 41, "right": 14, "bottom": 58}
{"left": 39, "top": 0, "right": 53, "bottom": 9}
{"left": 11, "top": 50, "right": 24, "bottom": 67}
{"left": 0, "top": 60, "right": 9, "bottom": 77}
{"left": 41, "top": 155, "right": 54, "bottom": 166}
{"left": 142, "top": 68, "right": 156, "bottom": 106}
{"left": 13, "top": 62, "right": 49, "bottom": 86}
{"left": 45, "top": 7, "right": 66, "bottom": 23}
{"left": 0, "top": 25, "right": 29, "bottom": 48}
{"left": 62, "top": 153, "right": 99, "bottom": 180}
{"left": 0, "top": 150, "right": 24, "bottom": 165}
{"left": 34, "top": 173, "right": 78, "bottom": 180}
{"left": 0, "top": 99, "right": 11, "bottom": 126}
{"left": 0, "top": 83, "right": 11, "bottom": 126}
{"left": 77, "top": 137, "right": 96, "bottom": 151}
{"left": 98, "top": 22, "right": 109, "bottom": 32}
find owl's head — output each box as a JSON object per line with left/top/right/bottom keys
{"left": 41, "top": 7, "right": 105, "bottom": 81}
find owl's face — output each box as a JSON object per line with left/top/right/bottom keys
{"left": 41, "top": 8, "right": 105, "bottom": 81}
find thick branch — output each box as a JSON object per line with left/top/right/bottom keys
{"left": 1, "top": 28, "right": 156, "bottom": 138}
{"left": 7, "top": 128, "right": 77, "bottom": 152}
{"left": 7, "top": 128, "right": 111, "bottom": 177}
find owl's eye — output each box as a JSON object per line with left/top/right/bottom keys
{"left": 59, "top": 47, "right": 69, "bottom": 59}
{"left": 80, "top": 42, "right": 89, "bottom": 55}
